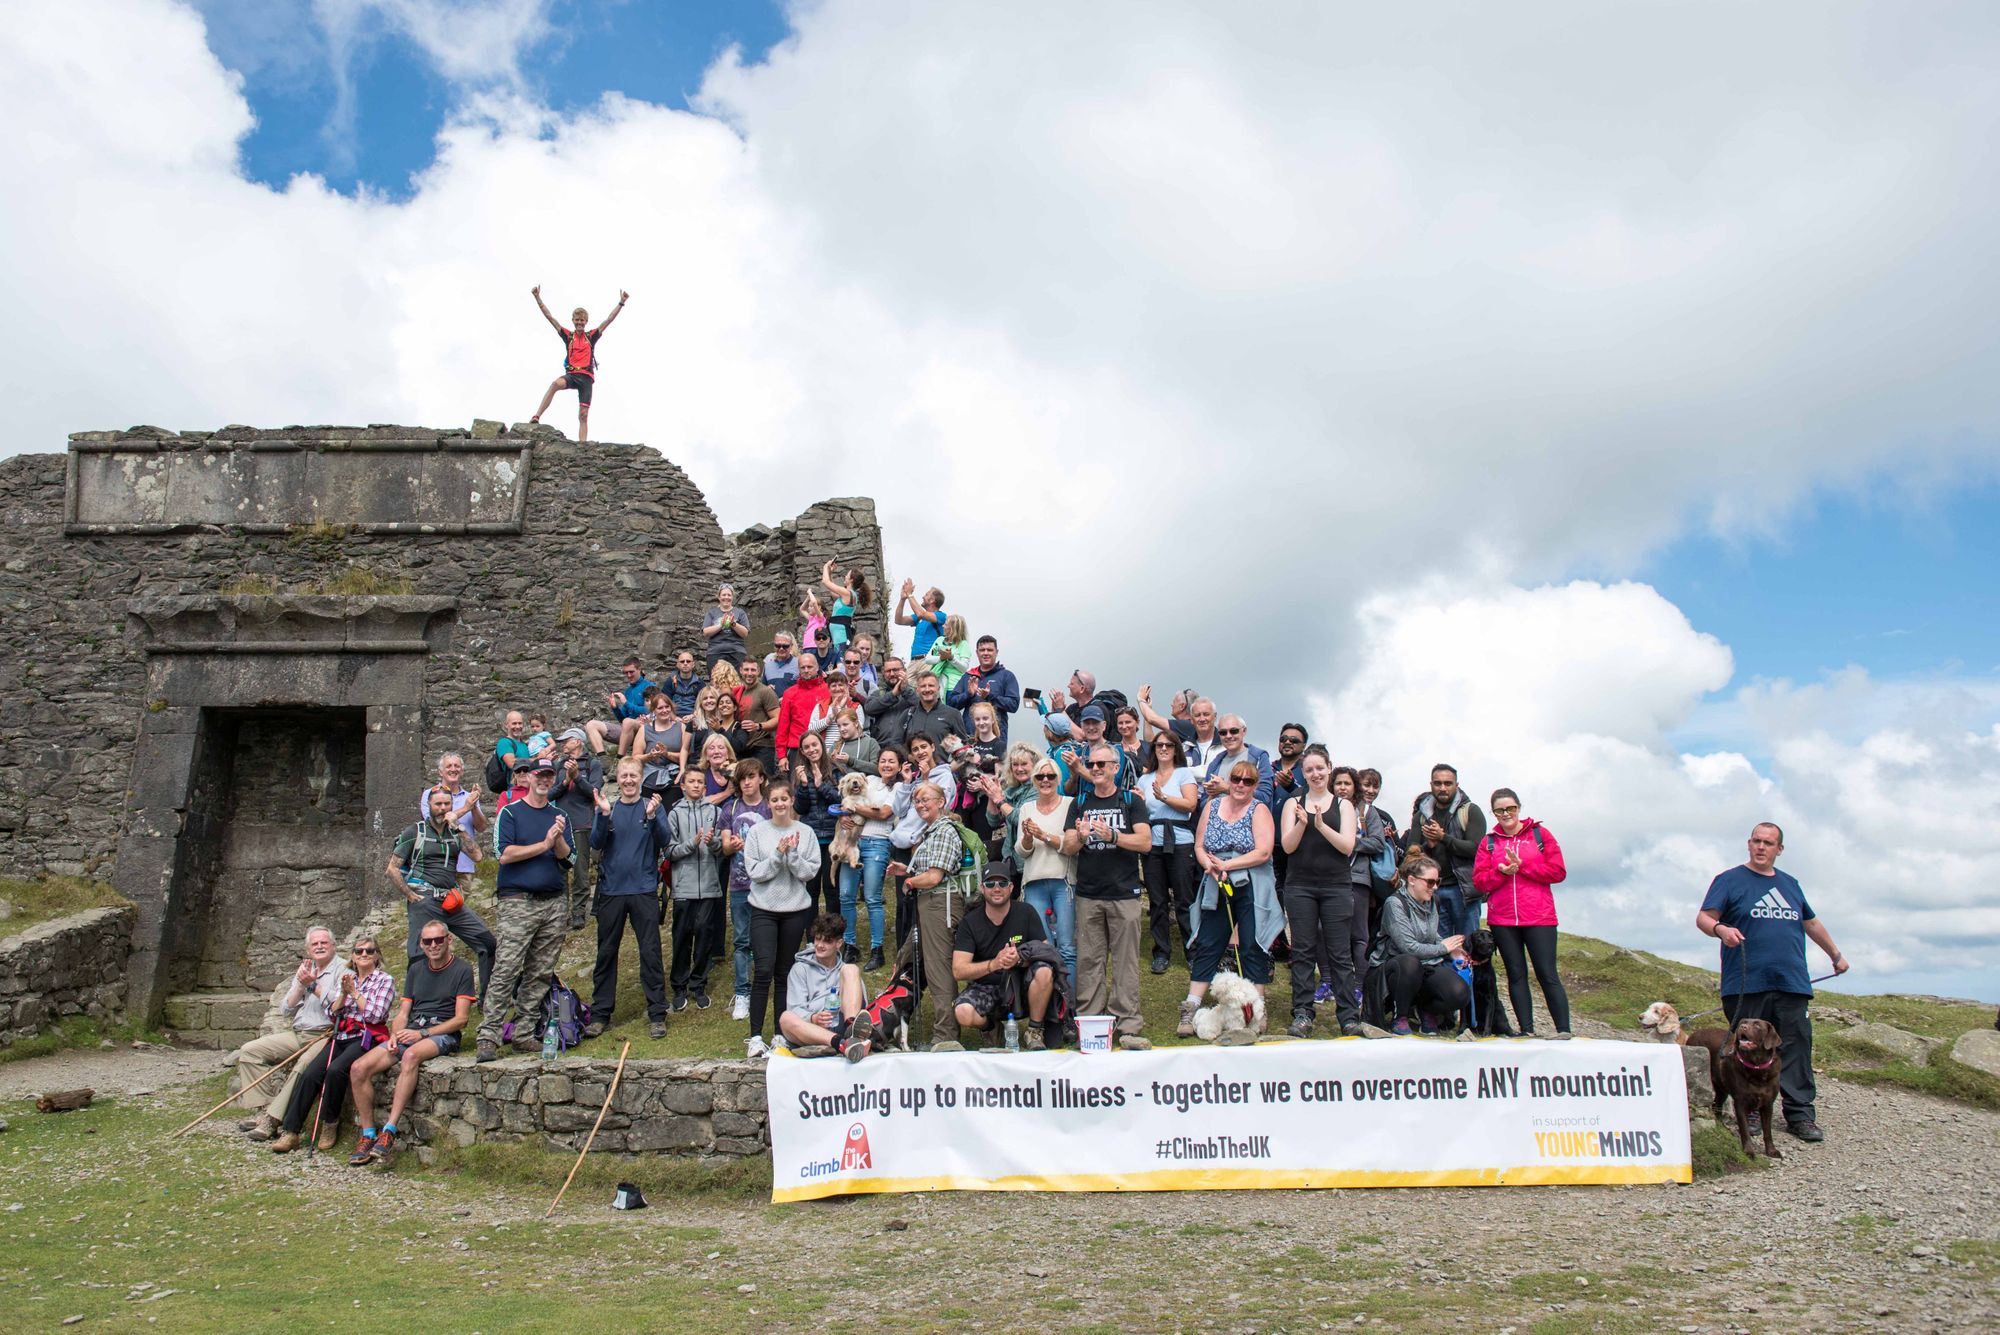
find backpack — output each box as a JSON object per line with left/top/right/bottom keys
{"left": 1366, "top": 808, "right": 1400, "bottom": 897}
{"left": 502, "top": 973, "right": 592, "bottom": 1050}
{"left": 484, "top": 748, "right": 510, "bottom": 794}
{"left": 944, "top": 816, "right": 985, "bottom": 899}
{"left": 1483, "top": 826, "right": 1546, "bottom": 857}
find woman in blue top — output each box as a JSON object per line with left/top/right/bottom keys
{"left": 788, "top": 732, "right": 842, "bottom": 916}
{"left": 1136, "top": 732, "right": 1200, "bottom": 974}
{"left": 818, "top": 559, "right": 874, "bottom": 658}
{"left": 1178, "top": 760, "right": 1276, "bottom": 1038}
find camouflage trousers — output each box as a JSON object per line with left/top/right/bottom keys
{"left": 476, "top": 894, "right": 567, "bottom": 1046}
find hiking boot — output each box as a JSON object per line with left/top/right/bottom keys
{"left": 1177, "top": 999, "right": 1198, "bottom": 1038}
{"left": 671, "top": 994, "right": 688, "bottom": 1014}
{"left": 866, "top": 947, "right": 884, "bottom": 972}
{"left": 840, "top": 942, "right": 860, "bottom": 965}
{"left": 373, "top": 1128, "right": 398, "bottom": 1160}
{"left": 316, "top": 1121, "right": 340, "bottom": 1153}
{"left": 1288, "top": 1013, "right": 1315, "bottom": 1040}
{"left": 648, "top": 1020, "right": 667, "bottom": 1040}
{"left": 693, "top": 992, "right": 711, "bottom": 1010}
{"left": 1024, "top": 1025, "right": 1047, "bottom": 1052}
{"left": 930, "top": 1040, "right": 964, "bottom": 1053}
{"left": 1784, "top": 1120, "right": 1824, "bottom": 1143}
{"left": 1150, "top": 951, "right": 1169, "bottom": 975}
{"left": 245, "top": 1114, "right": 279, "bottom": 1142}
{"left": 348, "top": 1134, "right": 377, "bottom": 1166}
{"left": 1117, "top": 1036, "right": 1153, "bottom": 1052}
{"left": 511, "top": 1035, "right": 540, "bottom": 1054}
{"left": 474, "top": 1040, "right": 500, "bottom": 1063}
{"left": 731, "top": 995, "right": 750, "bottom": 1021}
{"left": 1391, "top": 1018, "right": 1413, "bottom": 1037}
{"left": 270, "top": 1131, "right": 302, "bottom": 1154}
{"left": 1340, "top": 1022, "right": 1366, "bottom": 1038}
{"left": 582, "top": 1019, "right": 607, "bottom": 1039}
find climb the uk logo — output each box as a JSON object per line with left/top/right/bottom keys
{"left": 841, "top": 1121, "right": 873, "bottom": 1170}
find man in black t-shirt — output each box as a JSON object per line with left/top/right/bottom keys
{"left": 952, "top": 862, "right": 1053, "bottom": 1050}
{"left": 346, "top": 925, "right": 477, "bottom": 1165}
{"left": 1062, "top": 746, "right": 1152, "bottom": 1047}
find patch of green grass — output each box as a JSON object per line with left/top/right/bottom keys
{"left": 1509, "top": 1269, "right": 1633, "bottom": 1302}
{"left": 1176, "top": 1222, "right": 1231, "bottom": 1238}
{"left": 1822, "top": 1044, "right": 2000, "bottom": 1110}
{"left": 1946, "top": 1239, "right": 2000, "bottom": 1277}
{"left": 1040, "top": 1297, "right": 1082, "bottom": 1311}
{"left": 0, "top": 874, "right": 126, "bottom": 936}
{"left": 0, "top": 1014, "right": 170, "bottom": 1064}
{"left": 405, "top": 1132, "right": 771, "bottom": 1203}
{"left": 1690, "top": 1117, "right": 1765, "bottom": 1179}
{"left": 304, "top": 563, "right": 415, "bottom": 596}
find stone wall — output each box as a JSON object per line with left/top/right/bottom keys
{"left": 0, "top": 904, "right": 135, "bottom": 1046}
{"left": 405, "top": 1054, "right": 769, "bottom": 1158}
{"left": 727, "top": 497, "right": 890, "bottom": 657}
{"left": 0, "top": 422, "right": 884, "bottom": 1021}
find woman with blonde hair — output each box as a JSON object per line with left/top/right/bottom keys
{"left": 1179, "top": 759, "right": 1278, "bottom": 1038}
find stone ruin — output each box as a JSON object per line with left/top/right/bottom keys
{"left": 0, "top": 422, "right": 885, "bottom": 1042}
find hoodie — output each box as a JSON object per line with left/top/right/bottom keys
{"left": 1373, "top": 887, "right": 1449, "bottom": 967}
{"left": 665, "top": 799, "right": 724, "bottom": 901}
{"left": 743, "top": 818, "right": 824, "bottom": 912}
{"left": 1406, "top": 790, "right": 1486, "bottom": 892}
{"left": 774, "top": 674, "right": 831, "bottom": 763}
{"left": 1471, "top": 818, "right": 1567, "bottom": 928}
{"left": 784, "top": 944, "right": 842, "bottom": 1018}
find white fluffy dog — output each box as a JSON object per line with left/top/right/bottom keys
{"left": 1192, "top": 971, "right": 1266, "bottom": 1045}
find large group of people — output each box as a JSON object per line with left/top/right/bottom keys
{"left": 226, "top": 572, "right": 1852, "bottom": 1157}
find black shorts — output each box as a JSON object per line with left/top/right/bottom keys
{"left": 562, "top": 371, "right": 594, "bottom": 404}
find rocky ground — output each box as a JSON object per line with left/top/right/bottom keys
{"left": 3, "top": 1041, "right": 1994, "bottom": 1332}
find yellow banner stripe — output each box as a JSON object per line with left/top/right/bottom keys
{"left": 772, "top": 1161, "right": 1693, "bottom": 1202}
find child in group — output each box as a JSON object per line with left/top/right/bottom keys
{"left": 527, "top": 285, "right": 629, "bottom": 442}
{"left": 798, "top": 589, "right": 830, "bottom": 660}
{"left": 777, "top": 912, "right": 875, "bottom": 1062}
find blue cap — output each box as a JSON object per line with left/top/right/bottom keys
{"left": 1079, "top": 704, "right": 1107, "bottom": 723}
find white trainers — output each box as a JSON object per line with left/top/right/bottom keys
{"left": 745, "top": 1035, "right": 771, "bottom": 1061}
{"left": 731, "top": 995, "right": 750, "bottom": 1021}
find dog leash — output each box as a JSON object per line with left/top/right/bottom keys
{"left": 1680, "top": 968, "right": 1841, "bottom": 1027}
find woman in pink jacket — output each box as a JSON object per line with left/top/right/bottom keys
{"left": 1471, "top": 787, "right": 1571, "bottom": 1038}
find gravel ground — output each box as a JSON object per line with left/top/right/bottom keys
{"left": 8, "top": 1044, "right": 1995, "bottom": 1331}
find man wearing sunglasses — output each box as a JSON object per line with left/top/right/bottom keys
{"left": 347, "top": 925, "right": 476, "bottom": 1165}
{"left": 1061, "top": 746, "right": 1154, "bottom": 1049}
{"left": 1201, "top": 714, "right": 1275, "bottom": 808}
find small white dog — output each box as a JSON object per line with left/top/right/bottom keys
{"left": 1192, "top": 971, "right": 1266, "bottom": 1045}
{"left": 1639, "top": 1001, "right": 1686, "bottom": 1044}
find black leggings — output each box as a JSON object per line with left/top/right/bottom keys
{"left": 749, "top": 905, "right": 814, "bottom": 1042}
{"left": 1490, "top": 923, "right": 1570, "bottom": 1034}
{"left": 1387, "top": 954, "right": 1469, "bottom": 1023}
{"left": 280, "top": 1033, "right": 367, "bottom": 1134}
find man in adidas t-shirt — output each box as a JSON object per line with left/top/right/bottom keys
{"left": 1696, "top": 822, "right": 1848, "bottom": 1144}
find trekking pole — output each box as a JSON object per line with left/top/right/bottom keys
{"left": 304, "top": 1029, "right": 342, "bottom": 1162}
{"left": 169, "top": 1042, "right": 316, "bottom": 1139}
{"left": 546, "top": 1040, "right": 631, "bottom": 1218}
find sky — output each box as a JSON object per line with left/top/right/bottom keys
{"left": 2, "top": 1, "right": 1997, "bottom": 1001}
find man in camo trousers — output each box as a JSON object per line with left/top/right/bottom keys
{"left": 475, "top": 756, "right": 572, "bottom": 1062}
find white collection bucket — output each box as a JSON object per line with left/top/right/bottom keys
{"left": 1076, "top": 1014, "right": 1114, "bottom": 1054}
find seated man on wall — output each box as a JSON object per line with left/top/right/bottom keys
{"left": 231, "top": 926, "right": 348, "bottom": 1142}
{"left": 345, "top": 923, "right": 478, "bottom": 1165}
{"left": 777, "top": 912, "right": 876, "bottom": 1062}
{"left": 952, "top": 861, "right": 1054, "bottom": 1051}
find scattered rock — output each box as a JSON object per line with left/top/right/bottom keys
{"left": 736, "top": 1283, "right": 757, "bottom": 1294}
{"left": 1840, "top": 1023, "right": 1939, "bottom": 1065}
{"left": 1949, "top": 1027, "right": 2000, "bottom": 1079}
{"left": 885, "top": 1219, "right": 908, "bottom": 1232}
{"left": 61, "top": 1317, "right": 84, "bottom": 1327}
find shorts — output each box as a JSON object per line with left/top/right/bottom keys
{"left": 562, "top": 371, "right": 594, "bottom": 405}
{"left": 413, "top": 1031, "right": 460, "bottom": 1056}
{"left": 953, "top": 976, "right": 1011, "bottom": 1026}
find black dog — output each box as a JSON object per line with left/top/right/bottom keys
{"left": 1461, "top": 929, "right": 1515, "bottom": 1036}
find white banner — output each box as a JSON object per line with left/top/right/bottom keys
{"left": 766, "top": 1038, "right": 1690, "bottom": 1200}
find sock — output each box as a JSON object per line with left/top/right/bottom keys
{"left": 1185, "top": 993, "right": 1200, "bottom": 1007}
{"left": 361, "top": 1126, "right": 377, "bottom": 1138}
{"left": 382, "top": 1122, "right": 398, "bottom": 1135}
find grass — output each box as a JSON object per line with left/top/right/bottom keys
{"left": 303, "top": 563, "right": 415, "bottom": 596}
{"left": 1818, "top": 1036, "right": 2000, "bottom": 1110}
{"left": 400, "top": 1128, "right": 770, "bottom": 1201}
{"left": 0, "top": 1014, "right": 170, "bottom": 1065}
{"left": 1688, "top": 1119, "right": 1764, "bottom": 1179}
{"left": 0, "top": 875, "right": 126, "bottom": 936}
{"left": 218, "top": 574, "right": 277, "bottom": 595}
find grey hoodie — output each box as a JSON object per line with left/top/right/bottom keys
{"left": 784, "top": 944, "right": 842, "bottom": 1019}
{"left": 665, "top": 799, "right": 724, "bottom": 901}
{"left": 1374, "top": 887, "right": 1449, "bottom": 966}
{"left": 742, "top": 818, "right": 824, "bottom": 912}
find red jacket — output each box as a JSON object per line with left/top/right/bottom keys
{"left": 1471, "top": 818, "right": 1567, "bottom": 928}
{"left": 773, "top": 676, "right": 831, "bottom": 766}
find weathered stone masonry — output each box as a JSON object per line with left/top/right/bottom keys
{"left": 0, "top": 905, "right": 135, "bottom": 1047}
{"left": 0, "top": 423, "right": 885, "bottom": 1035}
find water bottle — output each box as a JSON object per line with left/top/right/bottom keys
{"left": 1004, "top": 1012, "right": 1020, "bottom": 1053}
{"left": 541, "top": 1014, "right": 560, "bottom": 1065}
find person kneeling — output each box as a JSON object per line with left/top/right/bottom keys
{"left": 777, "top": 913, "right": 876, "bottom": 1063}
{"left": 952, "top": 861, "right": 1053, "bottom": 1051}
{"left": 1370, "top": 854, "right": 1469, "bottom": 1037}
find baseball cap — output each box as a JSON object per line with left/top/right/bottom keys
{"left": 1078, "top": 704, "right": 1107, "bottom": 723}
{"left": 1043, "top": 713, "right": 1074, "bottom": 737}
{"left": 981, "top": 860, "right": 1016, "bottom": 886}
{"left": 555, "top": 727, "right": 589, "bottom": 745}
{"left": 523, "top": 754, "right": 559, "bottom": 774}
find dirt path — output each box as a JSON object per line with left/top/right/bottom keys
{"left": 0, "top": 1042, "right": 226, "bottom": 1101}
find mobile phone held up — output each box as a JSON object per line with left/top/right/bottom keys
{"left": 1023, "top": 687, "right": 1043, "bottom": 703}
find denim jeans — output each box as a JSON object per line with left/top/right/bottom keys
{"left": 839, "top": 836, "right": 891, "bottom": 950}
{"left": 729, "top": 886, "right": 753, "bottom": 1000}
{"left": 1023, "top": 877, "right": 1076, "bottom": 992}
{"left": 1433, "top": 884, "right": 1467, "bottom": 941}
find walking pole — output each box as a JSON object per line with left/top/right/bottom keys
{"left": 546, "top": 1040, "right": 631, "bottom": 1218}
{"left": 169, "top": 1042, "right": 316, "bottom": 1139}
{"left": 304, "top": 1030, "right": 342, "bottom": 1162}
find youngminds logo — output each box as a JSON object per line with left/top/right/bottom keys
{"left": 1749, "top": 888, "right": 1800, "bottom": 922}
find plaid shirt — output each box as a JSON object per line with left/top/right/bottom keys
{"left": 335, "top": 967, "right": 397, "bottom": 1034}
{"left": 908, "top": 817, "right": 965, "bottom": 883}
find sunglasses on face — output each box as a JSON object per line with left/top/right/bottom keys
{"left": 352, "top": 947, "right": 379, "bottom": 956}
{"left": 1219, "top": 727, "right": 1243, "bottom": 737}
{"left": 1228, "top": 776, "right": 1256, "bottom": 787}
{"left": 1034, "top": 774, "right": 1058, "bottom": 782}
{"left": 1087, "top": 761, "right": 1115, "bottom": 770}
{"left": 1492, "top": 805, "right": 1519, "bottom": 816}
{"left": 420, "top": 937, "right": 449, "bottom": 947}
{"left": 1409, "top": 876, "right": 1438, "bottom": 888}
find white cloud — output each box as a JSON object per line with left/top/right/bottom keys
{"left": 1312, "top": 581, "right": 2000, "bottom": 1001}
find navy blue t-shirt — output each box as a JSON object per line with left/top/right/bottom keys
{"left": 495, "top": 799, "right": 567, "bottom": 897}
{"left": 1700, "top": 865, "right": 1815, "bottom": 996}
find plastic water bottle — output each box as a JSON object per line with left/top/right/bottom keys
{"left": 1004, "top": 1012, "right": 1020, "bottom": 1053}
{"left": 541, "top": 1015, "right": 560, "bottom": 1065}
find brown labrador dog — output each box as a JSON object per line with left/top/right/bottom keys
{"left": 1697, "top": 1018, "right": 1783, "bottom": 1158}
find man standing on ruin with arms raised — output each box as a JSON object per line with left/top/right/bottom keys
{"left": 527, "top": 285, "right": 629, "bottom": 442}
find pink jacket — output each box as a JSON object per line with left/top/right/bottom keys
{"left": 1471, "top": 818, "right": 1567, "bottom": 928}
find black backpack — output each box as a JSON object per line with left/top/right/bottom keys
{"left": 484, "top": 748, "right": 510, "bottom": 793}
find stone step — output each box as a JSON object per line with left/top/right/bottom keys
{"left": 163, "top": 991, "right": 269, "bottom": 1047}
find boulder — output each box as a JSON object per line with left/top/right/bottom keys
{"left": 1680, "top": 1044, "right": 1715, "bottom": 1119}
{"left": 1840, "top": 1022, "right": 1939, "bottom": 1065}
{"left": 1949, "top": 1027, "right": 2000, "bottom": 1080}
